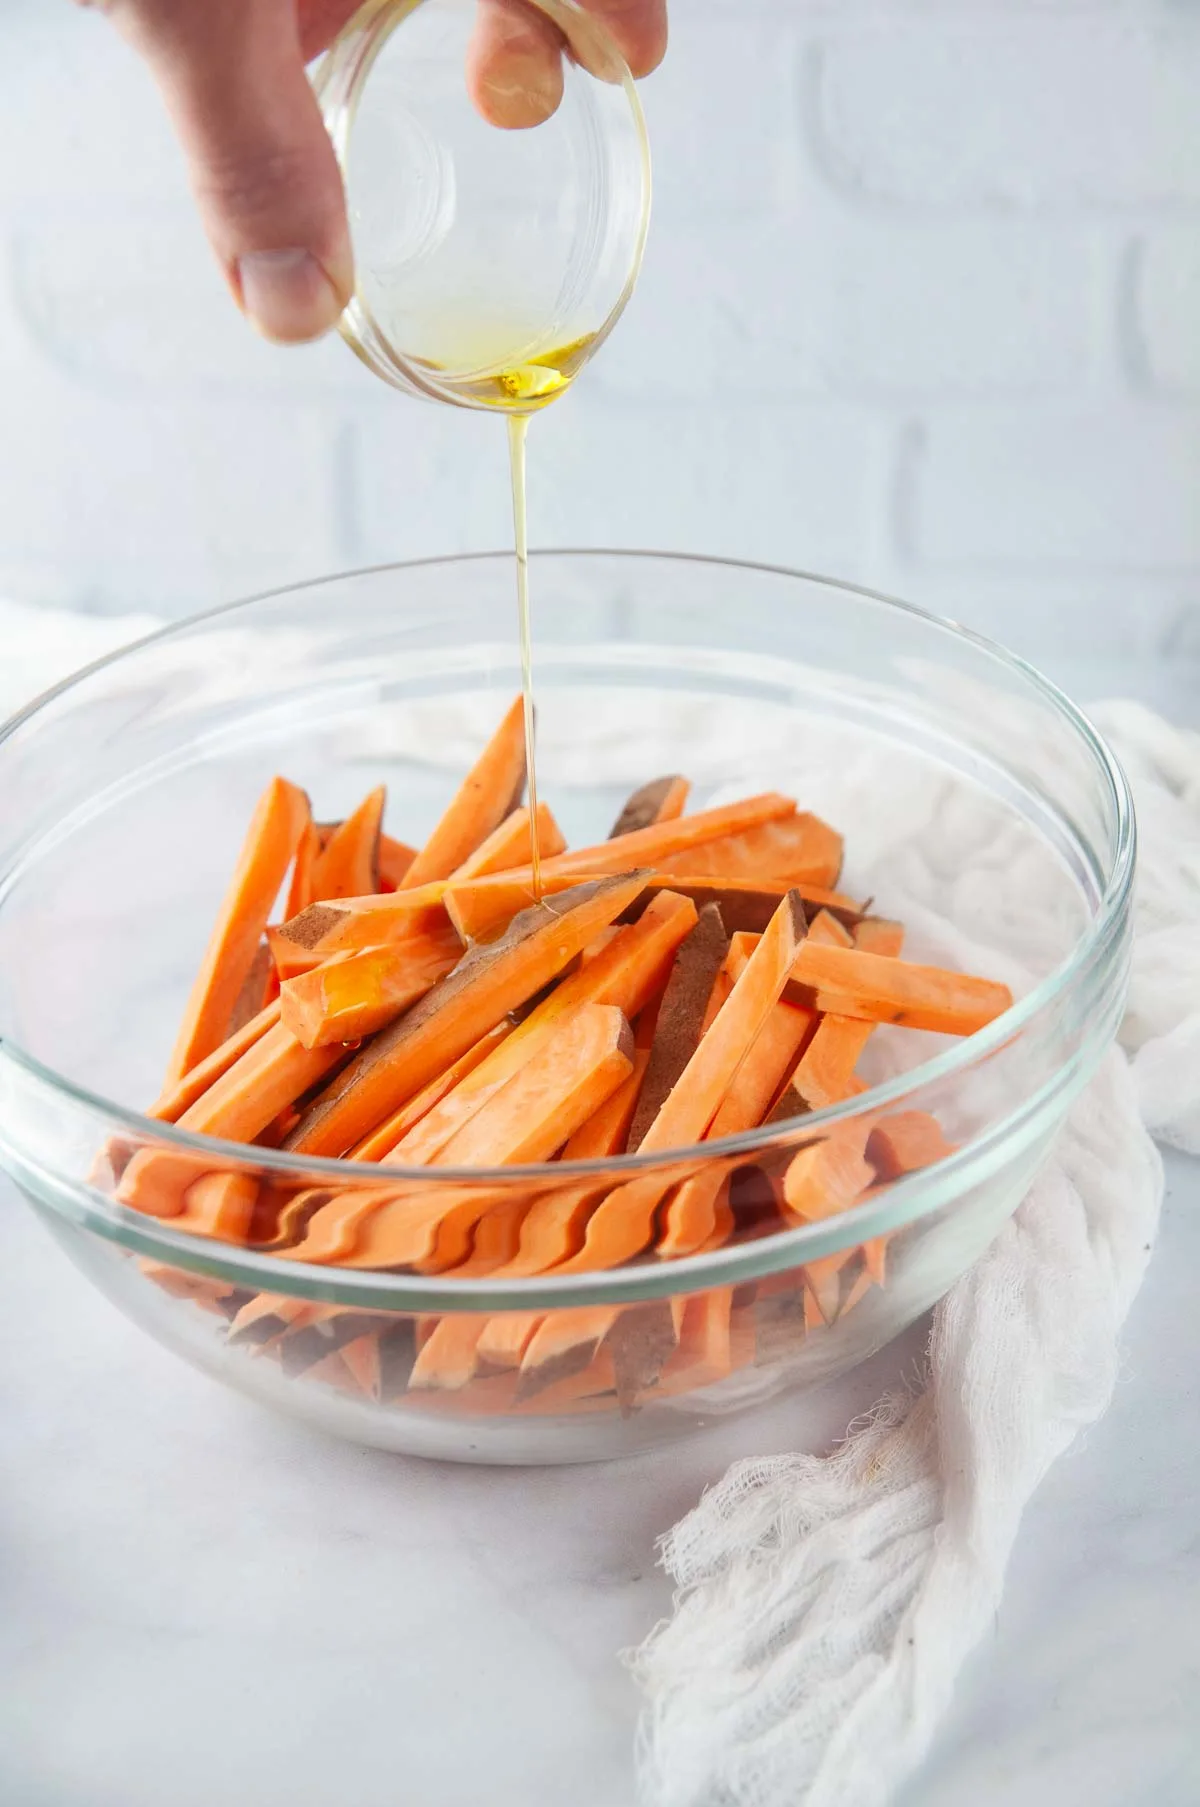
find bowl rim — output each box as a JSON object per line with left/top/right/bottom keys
{"left": 0, "top": 549, "right": 1136, "bottom": 1299}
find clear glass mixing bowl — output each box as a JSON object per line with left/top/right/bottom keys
{"left": 0, "top": 553, "right": 1133, "bottom": 1463}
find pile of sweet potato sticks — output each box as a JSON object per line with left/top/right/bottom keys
{"left": 109, "top": 696, "right": 1013, "bottom": 1414}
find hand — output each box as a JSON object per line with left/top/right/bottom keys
{"left": 90, "top": 0, "right": 667, "bottom": 345}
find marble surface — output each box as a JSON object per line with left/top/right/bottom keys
{"left": 0, "top": 1146, "right": 1196, "bottom": 1807}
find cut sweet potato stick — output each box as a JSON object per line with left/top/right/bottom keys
{"left": 401, "top": 697, "right": 528, "bottom": 889}
{"left": 446, "top": 869, "right": 863, "bottom": 946}
{"left": 117, "top": 1148, "right": 215, "bottom": 1218}
{"left": 178, "top": 1021, "right": 345, "bottom": 1144}
{"left": 448, "top": 803, "right": 566, "bottom": 882}
{"left": 518, "top": 1307, "right": 616, "bottom": 1391}
{"left": 175, "top": 1170, "right": 258, "bottom": 1242}
{"left": 149, "top": 998, "right": 282, "bottom": 1124}
{"left": 279, "top": 921, "right": 464, "bottom": 1049}
{"left": 698, "top": 965, "right": 734, "bottom": 1037}
{"left": 378, "top": 834, "right": 416, "bottom": 891}
{"left": 626, "top": 904, "right": 730, "bottom": 1153}
{"left": 308, "top": 787, "right": 386, "bottom": 901}
{"left": 803, "top": 1248, "right": 857, "bottom": 1327}
{"left": 840, "top": 1265, "right": 874, "bottom": 1319}
{"left": 808, "top": 909, "right": 855, "bottom": 950}
{"left": 283, "top": 871, "right": 651, "bottom": 1158}
{"left": 476, "top": 1309, "right": 544, "bottom": 1369}
{"left": 451, "top": 1193, "right": 533, "bottom": 1276}
{"left": 609, "top": 775, "right": 690, "bottom": 838}
{"left": 553, "top": 891, "right": 809, "bottom": 1278}
{"left": 228, "top": 943, "right": 275, "bottom": 1037}
{"left": 329, "top": 1006, "right": 635, "bottom": 1271}
{"left": 273, "top": 884, "right": 452, "bottom": 972}
{"left": 790, "top": 917, "right": 906, "bottom": 1110}
{"left": 379, "top": 888, "right": 696, "bottom": 1165}
{"left": 658, "top": 812, "right": 843, "bottom": 889}
{"left": 448, "top": 794, "right": 796, "bottom": 906}
{"left": 348, "top": 1023, "right": 512, "bottom": 1162}
{"left": 409, "top": 1316, "right": 489, "bottom": 1390}
{"left": 706, "top": 996, "right": 816, "bottom": 1141}
{"left": 657, "top": 1163, "right": 732, "bottom": 1260}
{"left": 164, "top": 776, "right": 310, "bottom": 1086}
{"left": 560, "top": 1047, "right": 651, "bottom": 1162}
{"left": 866, "top": 1111, "right": 957, "bottom": 1180}
{"left": 285, "top": 816, "right": 322, "bottom": 919}
{"left": 783, "top": 1121, "right": 875, "bottom": 1221}
{"left": 785, "top": 943, "right": 1012, "bottom": 1036}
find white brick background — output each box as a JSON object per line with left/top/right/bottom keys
{"left": 2, "top": 0, "right": 1199, "bottom": 719}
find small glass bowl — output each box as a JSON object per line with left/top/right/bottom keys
{"left": 314, "top": 0, "right": 652, "bottom": 409}
{"left": 0, "top": 553, "right": 1133, "bottom": 1463}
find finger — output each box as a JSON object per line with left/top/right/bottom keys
{"left": 296, "top": 0, "right": 362, "bottom": 65}
{"left": 467, "top": 0, "right": 565, "bottom": 128}
{"left": 578, "top": 0, "right": 668, "bottom": 79}
{"left": 109, "top": 0, "right": 352, "bottom": 342}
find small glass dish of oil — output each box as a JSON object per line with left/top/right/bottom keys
{"left": 314, "top": 0, "right": 652, "bottom": 413}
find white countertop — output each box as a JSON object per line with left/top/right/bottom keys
{"left": 1, "top": 1145, "right": 1197, "bottom": 1807}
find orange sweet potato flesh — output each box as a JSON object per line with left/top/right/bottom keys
{"left": 609, "top": 775, "right": 690, "bottom": 838}
{"left": 379, "top": 888, "right": 696, "bottom": 1165}
{"left": 378, "top": 835, "right": 417, "bottom": 890}
{"left": 401, "top": 697, "right": 528, "bottom": 889}
{"left": 867, "top": 1111, "right": 957, "bottom": 1180}
{"left": 442, "top": 795, "right": 795, "bottom": 914}
{"left": 790, "top": 917, "right": 905, "bottom": 1109}
{"left": 309, "top": 787, "right": 386, "bottom": 901}
{"left": 284, "top": 814, "right": 321, "bottom": 919}
{"left": 561, "top": 1046, "right": 650, "bottom": 1162}
{"left": 321, "top": 1006, "right": 636, "bottom": 1271}
{"left": 658, "top": 812, "right": 844, "bottom": 889}
{"left": 783, "top": 1121, "right": 875, "bottom": 1221}
{"left": 149, "top": 999, "right": 282, "bottom": 1124}
{"left": 274, "top": 883, "right": 450, "bottom": 967}
{"left": 626, "top": 904, "right": 730, "bottom": 1152}
{"left": 283, "top": 871, "right": 651, "bottom": 1158}
{"left": 179, "top": 1020, "right": 345, "bottom": 1143}
{"left": 164, "top": 776, "right": 310, "bottom": 1086}
{"left": 786, "top": 943, "right": 1012, "bottom": 1036}
{"left": 349, "top": 1023, "right": 512, "bottom": 1161}
{"left": 552, "top": 890, "right": 809, "bottom": 1278}
{"left": 279, "top": 920, "right": 464, "bottom": 1048}
{"left": 445, "top": 869, "right": 863, "bottom": 945}
{"left": 176, "top": 1170, "right": 259, "bottom": 1242}
{"left": 448, "top": 802, "right": 566, "bottom": 881}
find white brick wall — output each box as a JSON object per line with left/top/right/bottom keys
{"left": 1, "top": 0, "right": 1198, "bottom": 719}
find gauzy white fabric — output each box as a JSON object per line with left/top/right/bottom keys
{"left": 631, "top": 698, "right": 1200, "bottom": 1807}
{"left": 3, "top": 605, "right": 1198, "bottom": 1807}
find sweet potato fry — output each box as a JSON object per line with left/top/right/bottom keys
{"left": 179, "top": 1021, "right": 345, "bottom": 1143}
{"left": 228, "top": 943, "right": 275, "bottom": 1036}
{"left": 401, "top": 697, "right": 528, "bottom": 888}
{"left": 785, "top": 943, "right": 1012, "bottom": 1036}
{"left": 273, "top": 883, "right": 451, "bottom": 969}
{"left": 448, "top": 802, "right": 566, "bottom": 881}
{"left": 175, "top": 1170, "right": 259, "bottom": 1242}
{"left": 279, "top": 920, "right": 463, "bottom": 1048}
{"left": 164, "top": 776, "right": 310, "bottom": 1085}
{"left": 149, "top": 999, "right": 282, "bottom": 1123}
{"left": 658, "top": 812, "right": 843, "bottom": 889}
{"left": 309, "top": 788, "right": 386, "bottom": 901}
{"left": 380, "top": 888, "right": 696, "bottom": 1165}
{"left": 626, "top": 904, "right": 730, "bottom": 1152}
{"left": 349, "top": 1023, "right": 512, "bottom": 1161}
{"left": 609, "top": 775, "right": 690, "bottom": 838}
{"left": 553, "top": 890, "right": 809, "bottom": 1277}
{"left": 789, "top": 917, "right": 905, "bottom": 1110}
{"left": 560, "top": 1047, "right": 650, "bottom": 1162}
{"left": 378, "top": 835, "right": 416, "bottom": 891}
{"left": 783, "top": 1122, "right": 875, "bottom": 1221}
{"left": 327, "top": 1006, "right": 635, "bottom": 1271}
{"left": 866, "top": 1111, "right": 957, "bottom": 1180}
{"left": 283, "top": 871, "right": 651, "bottom": 1157}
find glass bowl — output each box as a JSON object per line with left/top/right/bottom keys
{"left": 0, "top": 553, "right": 1133, "bottom": 1464}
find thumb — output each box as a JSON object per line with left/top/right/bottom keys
{"left": 111, "top": 0, "right": 353, "bottom": 342}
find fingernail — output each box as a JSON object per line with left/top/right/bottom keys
{"left": 236, "top": 248, "right": 347, "bottom": 344}
{"left": 476, "top": 51, "right": 563, "bottom": 128}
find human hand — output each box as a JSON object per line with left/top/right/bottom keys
{"left": 89, "top": 0, "right": 667, "bottom": 345}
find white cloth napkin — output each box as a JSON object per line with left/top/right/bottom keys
{"left": 3, "top": 602, "right": 1198, "bottom": 1807}
{"left": 632, "top": 698, "right": 1200, "bottom": 1807}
